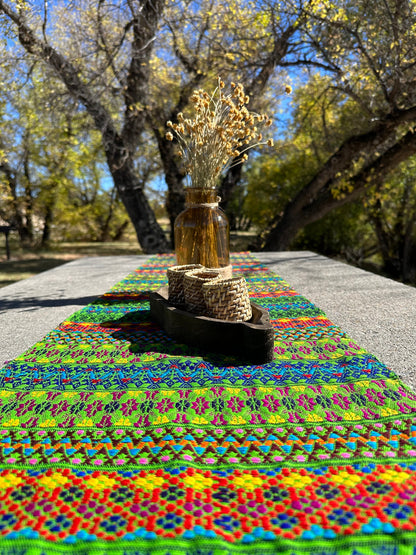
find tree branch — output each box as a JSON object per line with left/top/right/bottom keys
{"left": 121, "top": 0, "right": 165, "bottom": 150}
{"left": 96, "top": 0, "right": 128, "bottom": 88}
{"left": 0, "top": 0, "right": 120, "bottom": 154}
{"left": 247, "top": 22, "right": 296, "bottom": 99}
{"left": 289, "top": 105, "right": 416, "bottom": 208}
{"left": 301, "top": 127, "right": 416, "bottom": 223}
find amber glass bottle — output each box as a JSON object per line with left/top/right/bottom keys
{"left": 174, "top": 188, "right": 230, "bottom": 269}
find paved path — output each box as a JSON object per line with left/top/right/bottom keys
{"left": 0, "top": 252, "right": 415, "bottom": 388}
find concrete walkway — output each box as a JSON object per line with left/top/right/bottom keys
{"left": 0, "top": 252, "right": 415, "bottom": 388}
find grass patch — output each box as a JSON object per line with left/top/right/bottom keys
{"left": 0, "top": 239, "right": 143, "bottom": 289}
{"left": 48, "top": 241, "right": 143, "bottom": 257}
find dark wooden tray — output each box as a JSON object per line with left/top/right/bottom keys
{"left": 149, "top": 287, "right": 275, "bottom": 363}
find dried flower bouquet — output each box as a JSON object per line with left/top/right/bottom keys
{"left": 167, "top": 78, "right": 274, "bottom": 269}
{"left": 166, "top": 78, "right": 273, "bottom": 189}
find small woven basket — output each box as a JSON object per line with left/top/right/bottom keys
{"left": 207, "top": 264, "right": 233, "bottom": 279}
{"left": 167, "top": 264, "right": 205, "bottom": 305}
{"left": 202, "top": 276, "right": 252, "bottom": 322}
{"left": 183, "top": 270, "right": 221, "bottom": 314}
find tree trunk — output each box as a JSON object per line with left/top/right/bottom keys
{"left": 0, "top": 160, "right": 32, "bottom": 245}
{"left": 402, "top": 237, "right": 416, "bottom": 283}
{"left": 372, "top": 216, "right": 401, "bottom": 278}
{"left": 218, "top": 23, "right": 297, "bottom": 210}
{"left": 218, "top": 164, "right": 243, "bottom": 212}
{"left": 152, "top": 127, "right": 185, "bottom": 247}
{"left": 109, "top": 154, "right": 169, "bottom": 252}
{"left": 99, "top": 187, "right": 116, "bottom": 242}
{"left": 262, "top": 207, "right": 302, "bottom": 251}
{"left": 41, "top": 202, "right": 54, "bottom": 246}
{"left": 0, "top": 0, "right": 170, "bottom": 254}
{"left": 22, "top": 136, "right": 34, "bottom": 243}
{"left": 112, "top": 220, "right": 129, "bottom": 241}
{"left": 166, "top": 181, "right": 185, "bottom": 249}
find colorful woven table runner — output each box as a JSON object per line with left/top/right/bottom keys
{"left": 1, "top": 252, "right": 416, "bottom": 554}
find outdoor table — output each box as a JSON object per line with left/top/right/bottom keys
{"left": 0, "top": 251, "right": 415, "bottom": 555}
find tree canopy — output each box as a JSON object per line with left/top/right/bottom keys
{"left": 262, "top": 0, "right": 416, "bottom": 252}
{"left": 1, "top": 0, "right": 416, "bottom": 283}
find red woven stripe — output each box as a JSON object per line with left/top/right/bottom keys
{"left": 271, "top": 316, "right": 333, "bottom": 329}
{"left": 58, "top": 321, "right": 156, "bottom": 333}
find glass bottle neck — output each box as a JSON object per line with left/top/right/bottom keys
{"left": 185, "top": 188, "right": 220, "bottom": 207}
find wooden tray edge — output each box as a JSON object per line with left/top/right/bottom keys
{"left": 149, "top": 287, "right": 275, "bottom": 364}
